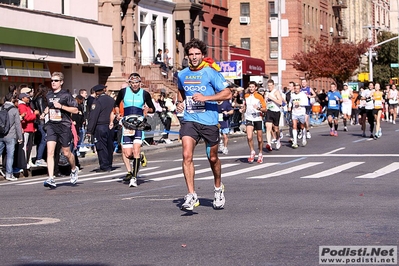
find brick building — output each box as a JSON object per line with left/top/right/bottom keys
{"left": 228, "top": 0, "right": 391, "bottom": 90}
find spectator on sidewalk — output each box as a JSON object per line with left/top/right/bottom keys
{"left": 0, "top": 93, "right": 23, "bottom": 181}
{"left": 18, "top": 92, "right": 39, "bottom": 170}
{"left": 32, "top": 84, "right": 48, "bottom": 167}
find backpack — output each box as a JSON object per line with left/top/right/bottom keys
{"left": 0, "top": 105, "right": 15, "bottom": 135}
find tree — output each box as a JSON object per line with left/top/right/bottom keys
{"left": 292, "top": 38, "right": 371, "bottom": 88}
{"left": 373, "top": 31, "right": 399, "bottom": 84}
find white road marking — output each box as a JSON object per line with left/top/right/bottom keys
{"left": 301, "top": 162, "right": 364, "bottom": 178}
{"left": 355, "top": 162, "right": 399, "bottom": 178}
{"left": 248, "top": 162, "right": 323, "bottom": 179}
{"left": 149, "top": 163, "right": 238, "bottom": 181}
{"left": 196, "top": 163, "right": 279, "bottom": 180}
{"left": 323, "top": 147, "right": 345, "bottom": 154}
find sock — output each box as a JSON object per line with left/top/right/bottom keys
{"left": 334, "top": 124, "right": 338, "bottom": 131}
{"left": 343, "top": 119, "right": 347, "bottom": 127}
{"left": 293, "top": 129, "right": 297, "bottom": 144}
{"left": 328, "top": 122, "right": 333, "bottom": 128}
{"left": 132, "top": 158, "right": 140, "bottom": 178}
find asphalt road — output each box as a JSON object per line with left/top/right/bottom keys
{"left": 1, "top": 121, "right": 399, "bottom": 266}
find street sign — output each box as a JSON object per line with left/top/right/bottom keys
{"left": 390, "top": 63, "right": 399, "bottom": 68}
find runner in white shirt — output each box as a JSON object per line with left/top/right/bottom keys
{"left": 340, "top": 83, "right": 353, "bottom": 131}
{"left": 241, "top": 81, "right": 267, "bottom": 163}
{"left": 289, "top": 83, "right": 308, "bottom": 148}
{"left": 388, "top": 84, "right": 398, "bottom": 124}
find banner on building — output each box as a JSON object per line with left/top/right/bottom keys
{"left": 216, "top": 61, "right": 242, "bottom": 80}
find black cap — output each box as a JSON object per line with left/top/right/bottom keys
{"left": 91, "top": 84, "right": 107, "bottom": 92}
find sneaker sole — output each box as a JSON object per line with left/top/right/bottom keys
{"left": 181, "top": 201, "right": 200, "bottom": 211}
{"left": 213, "top": 203, "right": 225, "bottom": 209}
{"left": 43, "top": 182, "right": 56, "bottom": 189}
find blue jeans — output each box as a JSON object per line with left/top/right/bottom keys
{"left": 36, "top": 124, "right": 47, "bottom": 160}
{"left": 0, "top": 138, "right": 16, "bottom": 175}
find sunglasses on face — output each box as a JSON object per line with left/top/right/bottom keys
{"left": 51, "top": 79, "right": 61, "bottom": 82}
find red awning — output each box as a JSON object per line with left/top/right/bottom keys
{"left": 230, "top": 54, "right": 265, "bottom": 76}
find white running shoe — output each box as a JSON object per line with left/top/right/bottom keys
{"left": 222, "top": 147, "right": 228, "bottom": 155}
{"left": 35, "top": 159, "right": 48, "bottom": 167}
{"left": 213, "top": 184, "right": 225, "bottom": 209}
{"left": 129, "top": 177, "right": 138, "bottom": 187}
{"left": 70, "top": 166, "right": 79, "bottom": 185}
{"left": 5, "top": 175, "right": 18, "bottom": 181}
{"left": 181, "top": 193, "right": 200, "bottom": 210}
{"left": 43, "top": 177, "right": 56, "bottom": 188}
{"left": 306, "top": 131, "right": 311, "bottom": 139}
{"left": 302, "top": 138, "right": 307, "bottom": 146}
{"left": 275, "top": 140, "right": 281, "bottom": 150}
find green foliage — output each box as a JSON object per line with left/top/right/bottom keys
{"left": 374, "top": 31, "right": 399, "bottom": 82}
{"left": 292, "top": 38, "right": 371, "bottom": 86}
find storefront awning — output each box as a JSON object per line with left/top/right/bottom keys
{"left": 230, "top": 54, "right": 265, "bottom": 76}
{"left": 76, "top": 36, "right": 100, "bottom": 64}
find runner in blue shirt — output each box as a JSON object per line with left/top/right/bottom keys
{"left": 176, "top": 38, "right": 231, "bottom": 211}
{"left": 326, "top": 82, "right": 342, "bottom": 136}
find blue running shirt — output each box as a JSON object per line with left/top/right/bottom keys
{"left": 327, "top": 91, "right": 342, "bottom": 110}
{"left": 178, "top": 67, "right": 228, "bottom": 125}
{"left": 123, "top": 87, "right": 145, "bottom": 116}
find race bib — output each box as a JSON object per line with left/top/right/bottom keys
{"left": 123, "top": 127, "right": 135, "bottom": 136}
{"left": 186, "top": 96, "right": 205, "bottom": 113}
{"left": 218, "top": 113, "right": 223, "bottom": 121}
{"left": 374, "top": 100, "right": 383, "bottom": 108}
{"left": 329, "top": 99, "right": 337, "bottom": 107}
{"left": 49, "top": 109, "right": 62, "bottom": 121}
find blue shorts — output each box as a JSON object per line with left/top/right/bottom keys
{"left": 220, "top": 127, "right": 230, "bottom": 135}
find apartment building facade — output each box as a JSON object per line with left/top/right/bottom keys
{"left": 228, "top": 0, "right": 391, "bottom": 90}
{"left": 0, "top": 0, "right": 112, "bottom": 94}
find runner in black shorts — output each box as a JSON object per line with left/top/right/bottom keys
{"left": 42, "top": 72, "right": 79, "bottom": 189}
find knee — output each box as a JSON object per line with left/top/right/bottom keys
{"left": 182, "top": 151, "right": 193, "bottom": 163}
{"left": 208, "top": 154, "right": 219, "bottom": 165}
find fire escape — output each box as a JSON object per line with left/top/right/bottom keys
{"left": 332, "top": 0, "right": 348, "bottom": 43}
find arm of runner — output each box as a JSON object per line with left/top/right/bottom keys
{"left": 191, "top": 88, "right": 232, "bottom": 102}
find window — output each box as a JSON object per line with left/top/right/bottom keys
{"left": 0, "top": 0, "right": 21, "bottom": 5}
{"left": 241, "top": 38, "right": 250, "bottom": 50}
{"left": 82, "top": 66, "right": 95, "bottom": 74}
{"left": 240, "top": 3, "right": 250, "bottom": 17}
{"left": 140, "top": 12, "right": 147, "bottom": 23}
{"left": 203, "top": 27, "right": 209, "bottom": 45}
{"left": 269, "top": 37, "right": 278, "bottom": 59}
{"left": 268, "top": 1, "right": 277, "bottom": 18}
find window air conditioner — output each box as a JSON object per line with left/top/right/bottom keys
{"left": 239, "top": 17, "right": 250, "bottom": 24}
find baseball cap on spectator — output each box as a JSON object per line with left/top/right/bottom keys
{"left": 343, "top": 83, "right": 348, "bottom": 86}
{"left": 20, "top": 87, "right": 32, "bottom": 94}
{"left": 19, "top": 93, "right": 29, "bottom": 100}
